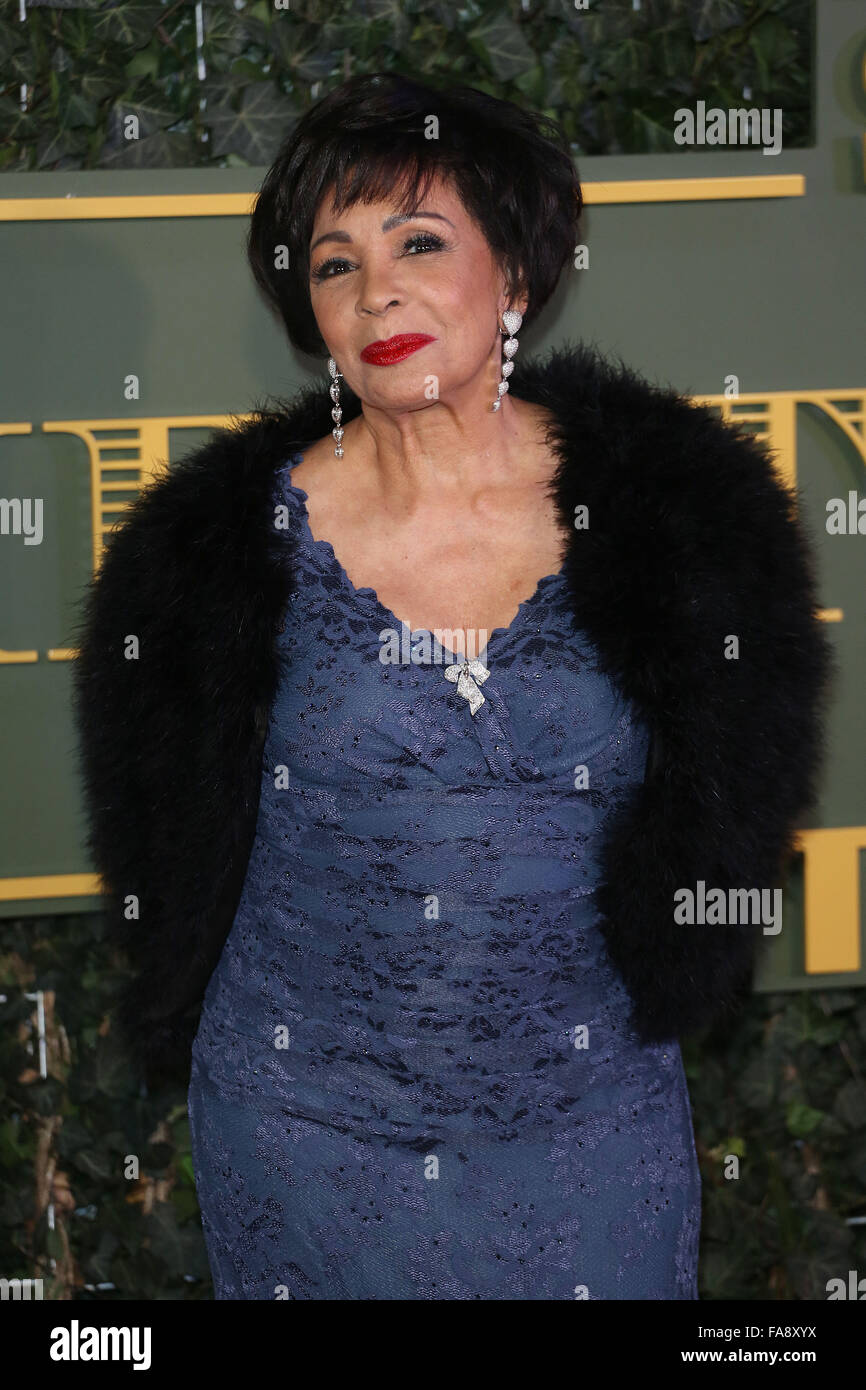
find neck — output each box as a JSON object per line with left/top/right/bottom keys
{"left": 346, "top": 362, "right": 537, "bottom": 511}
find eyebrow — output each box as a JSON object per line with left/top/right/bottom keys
{"left": 310, "top": 211, "right": 454, "bottom": 256}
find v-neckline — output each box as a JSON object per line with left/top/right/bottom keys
{"left": 281, "top": 451, "right": 565, "bottom": 662}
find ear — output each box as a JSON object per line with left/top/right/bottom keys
{"left": 502, "top": 299, "right": 528, "bottom": 323}
{"left": 496, "top": 254, "right": 528, "bottom": 323}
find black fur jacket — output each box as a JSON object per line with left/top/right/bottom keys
{"left": 70, "top": 341, "right": 835, "bottom": 1084}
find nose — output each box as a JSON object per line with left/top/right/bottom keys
{"left": 357, "top": 292, "right": 401, "bottom": 319}
{"left": 355, "top": 255, "right": 404, "bottom": 319}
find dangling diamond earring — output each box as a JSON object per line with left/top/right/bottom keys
{"left": 492, "top": 308, "right": 522, "bottom": 411}
{"left": 328, "top": 357, "right": 344, "bottom": 457}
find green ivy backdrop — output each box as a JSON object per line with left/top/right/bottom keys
{"left": 1, "top": 0, "right": 813, "bottom": 170}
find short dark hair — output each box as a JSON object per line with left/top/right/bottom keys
{"left": 247, "top": 71, "right": 583, "bottom": 357}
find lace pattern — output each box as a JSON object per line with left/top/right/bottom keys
{"left": 188, "top": 453, "right": 701, "bottom": 1299}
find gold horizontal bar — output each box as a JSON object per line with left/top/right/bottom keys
{"left": 700, "top": 387, "right": 860, "bottom": 402}
{"left": 588, "top": 174, "right": 804, "bottom": 203}
{"left": 44, "top": 416, "right": 227, "bottom": 429}
{"left": 0, "top": 872, "right": 102, "bottom": 900}
{"left": 0, "top": 175, "right": 804, "bottom": 222}
{"left": 0, "top": 193, "right": 258, "bottom": 221}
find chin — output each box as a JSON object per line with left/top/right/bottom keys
{"left": 360, "top": 378, "right": 442, "bottom": 410}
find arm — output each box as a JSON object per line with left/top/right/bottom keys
{"left": 69, "top": 424, "right": 280, "bottom": 1081}
{"left": 591, "top": 389, "right": 837, "bottom": 1042}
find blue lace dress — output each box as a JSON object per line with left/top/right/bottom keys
{"left": 187, "top": 451, "right": 702, "bottom": 1300}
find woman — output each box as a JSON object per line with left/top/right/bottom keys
{"left": 71, "top": 73, "right": 833, "bottom": 1300}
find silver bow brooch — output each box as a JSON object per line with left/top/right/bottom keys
{"left": 443, "top": 658, "right": 490, "bottom": 716}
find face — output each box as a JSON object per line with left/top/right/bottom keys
{"left": 307, "top": 171, "right": 525, "bottom": 410}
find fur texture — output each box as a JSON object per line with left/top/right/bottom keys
{"left": 69, "top": 340, "right": 836, "bottom": 1084}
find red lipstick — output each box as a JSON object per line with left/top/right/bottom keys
{"left": 360, "top": 334, "right": 436, "bottom": 366}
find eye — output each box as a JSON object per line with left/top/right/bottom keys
{"left": 402, "top": 231, "right": 445, "bottom": 255}
{"left": 310, "top": 231, "right": 445, "bottom": 282}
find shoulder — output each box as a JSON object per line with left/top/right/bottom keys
{"left": 538, "top": 341, "right": 799, "bottom": 529}
{"left": 535, "top": 344, "right": 827, "bottom": 642}
{"left": 286, "top": 429, "right": 347, "bottom": 499}
{"left": 117, "top": 368, "right": 343, "bottom": 529}
{"left": 98, "top": 405, "right": 313, "bottom": 572}
{"left": 536, "top": 340, "right": 773, "bottom": 464}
